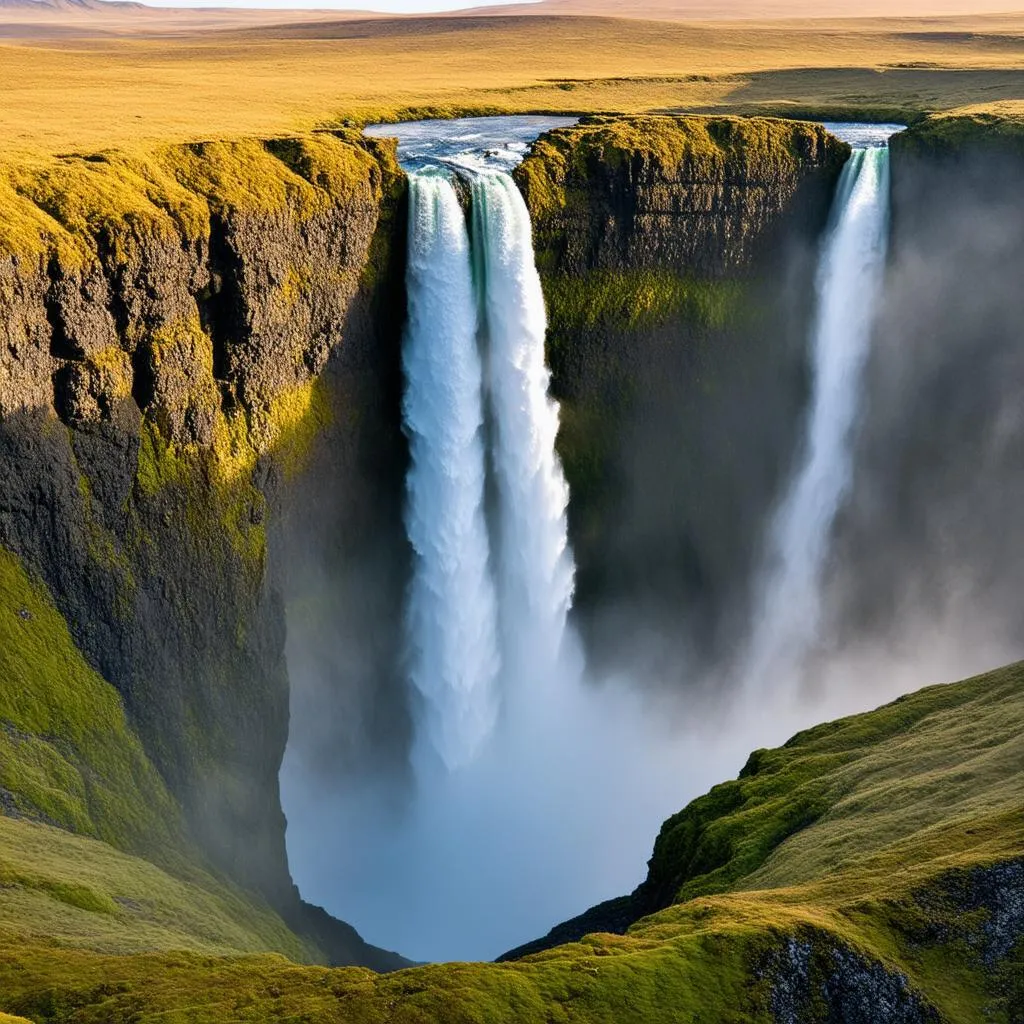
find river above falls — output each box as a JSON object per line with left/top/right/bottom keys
{"left": 363, "top": 114, "right": 579, "bottom": 172}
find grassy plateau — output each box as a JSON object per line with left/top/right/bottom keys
{"left": 2, "top": 10, "right": 1024, "bottom": 161}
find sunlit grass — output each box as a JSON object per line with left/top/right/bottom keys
{"left": 2, "top": 14, "right": 1024, "bottom": 159}
{"left": 0, "top": 661, "right": 1020, "bottom": 1021}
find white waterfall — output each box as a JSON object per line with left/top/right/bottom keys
{"left": 472, "top": 171, "right": 575, "bottom": 695}
{"left": 401, "top": 168, "right": 574, "bottom": 769}
{"left": 743, "top": 143, "right": 892, "bottom": 694}
{"left": 401, "top": 173, "right": 500, "bottom": 770}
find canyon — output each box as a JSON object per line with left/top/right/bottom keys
{"left": 1, "top": 109, "right": 1023, "bottom": 1020}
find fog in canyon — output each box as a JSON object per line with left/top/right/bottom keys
{"left": 277, "top": 118, "right": 1024, "bottom": 963}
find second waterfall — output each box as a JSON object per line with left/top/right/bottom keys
{"left": 402, "top": 170, "right": 575, "bottom": 773}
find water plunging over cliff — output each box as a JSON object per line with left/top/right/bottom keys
{"left": 743, "top": 126, "right": 899, "bottom": 695}
{"left": 402, "top": 173, "right": 500, "bottom": 770}
{"left": 472, "top": 171, "right": 575, "bottom": 714}
{"left": 401, "top": 167, "right": 574, "bottom": 768}
{"left": 284, "top": 119, "right": 925, "bottom": 963}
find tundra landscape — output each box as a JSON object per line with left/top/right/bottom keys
{"left": 0, "top": 0, "right": 1022, "bottom": 1020}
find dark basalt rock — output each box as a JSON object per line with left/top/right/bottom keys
{"left": 769, "top": 936, "right": 941, "bottom": 1024}
{"left": 0, "top": 131, "right": 408, "bottom": 969}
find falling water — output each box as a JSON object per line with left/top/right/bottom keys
{"left": 472, "top": 170, "right": 575, "bottom": 694}
{"left": 743, "top": 138, "right": 894, "bottom": 694}
{"left": 401, "top": 173, "right": 500, "bottom": 770}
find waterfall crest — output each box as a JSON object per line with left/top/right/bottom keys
{"left": 401, "top": 173, "right": 500, "bottom": 770}
{"left": 473, "top": 171, "right": 575, "bottom": 694}
{"left": 744, "top": 143, "right": 893, "bottom": 693}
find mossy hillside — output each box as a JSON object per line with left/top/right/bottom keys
{"left": 0, "top": 816, "right": 318, "bottom": 962}
{"left": 1, "top": 663, "right": 1022, "bottom": 1022}
{"left": 0, "top": 546, "right": 182, "bottom": 857}
{"left": 640, "top": 661, "right": 1024, "bottom": 911}
{"left": 0, "top": 544, "right": 323, "bottom": 964}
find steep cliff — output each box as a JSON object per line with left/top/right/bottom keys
{"left": 0, "top": 130, "right": 408, "bottom": 966}
{"left": 514, "top": 115, "right": 848, "bottom": 675}
{"left": 0, "top": 112, "right": 852, "bottom": 967}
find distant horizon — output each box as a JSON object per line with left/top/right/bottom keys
{"left": 95, "top": 0, "right": 530, "bottom": 10}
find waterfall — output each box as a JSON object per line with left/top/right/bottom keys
{"left": 401, "top": 173, "right": 500, "bottom": 770}
{"left": 472, "top": 171, "right": 575, "bottom": 694}
{"left": 743, "top": 142, "right": 892, "bottom": 694}
{"left": 401, "top": 168, "right": 574, "bottom": 770}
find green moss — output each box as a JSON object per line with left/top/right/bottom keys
{"left": 516, "top": 113, "right": 846, "bottom": 236}
{"left": 3, "top": 150, "right": 208, "bottom": 270}
{"left": 0, "top": 129, "right": 394, "bottom": 267}
{"left": 544, "top": 269, "right": 743, "bottom": 337}
{"left": 135, "top": 420, "right": 190, "bottom": 499}
{"left": 163, "top": 132, "right": 384, "bottom": 221}
{"left": 2, "top": 661, "right": 1021, "bottom": 1022}
{"left": 645, "top": 663, "right": 1024, "bottom": 910}
{"left": 0, "top": 816, "right": 319, "bottom": 962}
{"left": 893, "top": 111, "right": 1024, "bottom": 161}
{"left": 0, "top": 546, "right": 182, "bottom": 858}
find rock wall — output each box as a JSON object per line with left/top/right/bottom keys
{"left": 517, "top": 114, "right": 848, "bottom": 276}
{"left": 514, "top": 114, "right": 848, "bottom": 675}
{"left": 0, "top": 131, "right": 407, "bottom": 966}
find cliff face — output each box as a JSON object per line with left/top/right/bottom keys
{"left": 518, "top": 114, "right": 848, "bottom": 276}
{"left": 0, "top": 131, "right": 406, "bottom": 958}
{"left": 0, "top": 114, "right": 849, "bottom": 954}
{"left": 514, "top": 115, "right": 848, "bottom": 674}
{"left": 0, "top": 113, "right": 848, "bottom": 969}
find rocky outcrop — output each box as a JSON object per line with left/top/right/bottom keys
{"left": 0, "top": 130, "right": 408, "bottom": 967}
{"left": 516, "top": 114, "right": 848, "bottom": 276}
{"left": 512, "top": 115, "right": 848, "bottom": 676}
{"left": 768, "top": 935, "right": 941, "bottom": 1024}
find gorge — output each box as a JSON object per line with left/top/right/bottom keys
{"left": 1, "top": 107, "right": 1023, "bottom": 1020}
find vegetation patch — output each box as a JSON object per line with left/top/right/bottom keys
{"left": 2, "top": 655, "right": 1019, "bottom": 1021}
{"left": 0, "top": 546, "right": 182, "bottom": 858}
{"left": 544, "top": 269, "right": 743, "bottom": 338}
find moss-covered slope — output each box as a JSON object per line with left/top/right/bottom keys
{"left": 0, "top": 543, "right": 320, "bottom": 963}
{"left": 1, "top": 662, "right": 1021, "bottom": 1022}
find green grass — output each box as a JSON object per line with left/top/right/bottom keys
{"left": 0, "top": 816, "right": 316, "bottom": 961}
{"left": 893, "top": 111, "right": 1024, "bottom": 160}
{"left": 516, "top": 114, "right": 845, "bottom": 246}
{"left": 640, "top": 663, "right": 1024, "bottom": 907}
{"left": 543, "top": 270, "right": 743, "bottom": 337}
{"left": 0, "top": 546, "right": 324, "bottom": 967}
{"left": 1, "top": 661, "right": 1021, "bottom": 1021}
{"left": 0, "top": 547, "right": 182, "bottom": 858}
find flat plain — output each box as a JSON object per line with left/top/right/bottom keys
{"left": 2, "top": 4, "right": 1024, "bottom": 159}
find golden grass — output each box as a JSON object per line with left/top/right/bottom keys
{"left": 2, "top": 14, "right": 1024, "bottom": 159}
